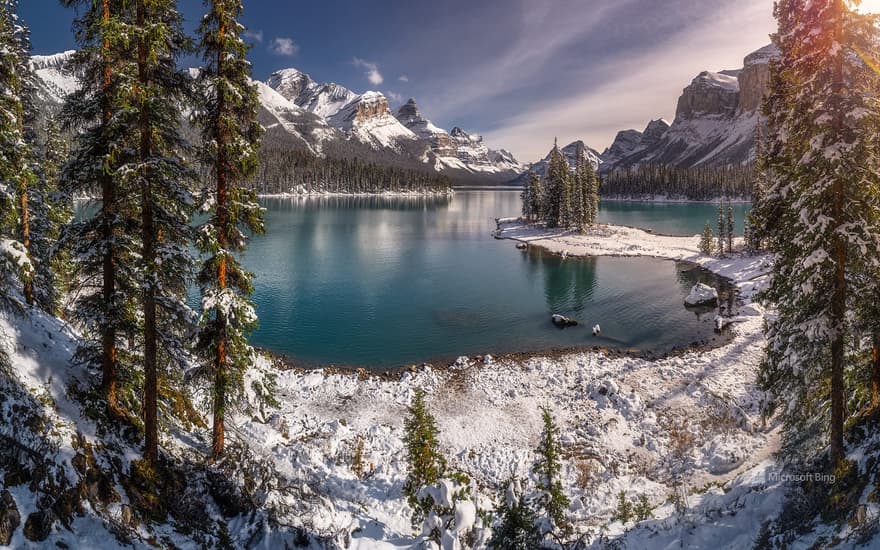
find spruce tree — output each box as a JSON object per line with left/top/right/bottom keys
{"left": 755, "top": 0, "right": 880, "bottom": 464}
{"left": 0, "top": 1, "right": 30, "bottom": 299}
{"left": 716, "top": 199, "right": 726, "bottom": 256}
{"left": 403, "top": 389, "right": 446, "bottom": 524}
{"left": 700, "top": 223, "right": 715, "bottom": 256}
{"left": 119, "top": 0, "right": 195, "bottom": 465}
{"left": 194, "top": 0, "right": 265, "bottom": 459}
{"left": 61, "top": 0, "right": 136, "bottom": 418}
{"left": 527, "top": 171, "right": 543, "bottom": 222}
{"left": 489, "top": 478, "right": 542, "bottom": 550}
{"left": 726, "top": 203, "right": 735, "bottom": 254}
{"left": 543, "top": 140, "right": 570, "bottom": 228}
{"left": 532, "top": 406, "right": 569, "bottom": 535}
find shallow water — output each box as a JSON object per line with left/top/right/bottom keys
{"left": 242, "top": 191, "right": 733, "bottom": 368}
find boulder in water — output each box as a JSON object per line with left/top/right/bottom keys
{"left": 685, "top": 283, "right": 719, "bottom": 307}
{"left": 552, "top": 314, "right": 578, "bottom": 327}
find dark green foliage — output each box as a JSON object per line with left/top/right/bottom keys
{"left": 0, "top": 1, "right": 35, "bottom": 300}
{"left": 754, "top": 0, "right": 880, "bottom": 465}
{"left": 700, "top": 223, "right": 715, "bottom": 256}
{"left": 611, "top": 491, "right": 633, "bottom": 525}
{"left": 717, "top": 199, "right": 726, "bottom": 256}
{"left": 488, "top": 479, "right": 542, "bottom": 550}
{"left": 542, "top": 140, "right": 571, "bottom": 229}
{"left": 726, "top": 203, "right": 735, "bottom": 254}
{"left": 532, "top": 406, "right": 569, "bottom": 534}
{"left": 403, "top": 389, "right": 446, "bottom": 524}
{"left": 250, "top": 148, "right": 451, "bottom": 195}
{"left": 521, "top": 140, "right": 597, "bottom": 231}
{"left": 522, "top": 171, "right": 542, "bottom": 221}
{"left": 602, "top": 163, "right": 754, "bottom": 200}
{"left": 192, "top": 0, "right": 265, "bottom": 457}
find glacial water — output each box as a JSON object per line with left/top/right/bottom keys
{"left": 241, "top": 191, "right": 734, "bottom": 368}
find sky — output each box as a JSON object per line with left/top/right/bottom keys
{"left": 21, "top": 0, "right": 784, "bottom": 162}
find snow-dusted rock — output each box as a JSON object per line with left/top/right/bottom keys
{"left": 685, "top": 283, "right": 719, "bottom": 306}
{"left": 552, "top": 314, "right": 578, "bottom": 327}
{"left": 592, "top": 324, "right": 602, "bottom": 335}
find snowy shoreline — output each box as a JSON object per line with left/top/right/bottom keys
{"left": 258, "top": 189, "right": 454, "bottom": 199}
{"left": 224, "top": 219, "right": 783, "bottom": 547}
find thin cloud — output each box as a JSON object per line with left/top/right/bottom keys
{"left": 243, "top": 29, "right": 264, "bottom": 44}
{"left": 353, "top": 58, "right": 384, "bottom": 86}
{"left": 481, "top": 0, "right": 776, "bottom": 161}
{"left": 386, "top": 91, "right": 404, "bottom": 103}
{"left": 398, "top": 75, "right": 409, "bottom": 82}
{"left": 270, "top": 37, "right": 299, "bottom": 57}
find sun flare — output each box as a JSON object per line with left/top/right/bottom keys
{"left": 856, "top": 0, "right": 880, "bottom": 13}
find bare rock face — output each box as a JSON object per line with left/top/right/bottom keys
{"left": 675, "top": 71, "right": 740, "bottom": 120}
{"left": 350, "top": 92, "right": 391, "bottom": 123}
{"left": 738, "top": 44, "right": 779, "bottom": 113}
{"left": 0, "top": 490, "right": 20, "bottom": 546}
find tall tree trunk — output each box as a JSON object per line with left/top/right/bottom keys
{"left": 19, "top": 180, "right": 32, "bottom": 305}
{"left": 872, "top": 328, "right": 880, "bottom": 410}
{"left": 137, "top": 0, "right": 158, "bottom": 467}
{"left": 829, "top": 0, "right": 846, "bottom": 466}
{"left": 100, "top": 0, "right": 121, "bottom": 418}
{"left": 211, "top": 10, "right": 228, "bottom": 459}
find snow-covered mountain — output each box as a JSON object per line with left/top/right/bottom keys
{"left": 30, "top": 52, "right": 524, "bottom": 184}
{"left": 394, "top": 98, "right": 523, "bottom": 177}
{"left": 521, "top": 140, "right": 602, "bottom": 184}
{"left": 265, "top": 68, "right": 521, "bottom": 179}
{"left": 602, "top": 44, "right": 779, "bottom": 171}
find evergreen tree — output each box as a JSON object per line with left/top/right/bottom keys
{"left": 119, "top": 0, "right": 196, "bottom": 465}
{"left": 716, "top": 199, "right": 726, "bottom": 256}
{"left": 726, "top": 203, "right": 735, "bottom": 254}
{"left": 0, "top": 1, "right": 31, "bottom": 299}
{"left": 193, "top": 0, "right": 265, "bottom": 459}
{"left": 403, "top": 389, "right": 447, "bottom": 524}
{"left": 60, "top": 0, "right": 137, "bottom": 418}
{"left": 755, "top": 0, "right": 880, "bottom": 464}
{"left": 28, "top": 116, "right": 73, "bottom": 315}
{"left": 488, "top": 478, "right": 542, "bottom": 550}
{"left": 527, "top": 171, "right": 543, "bottom": 222}
{"left": 532, "top": 407, "right": 569, "bottom": 535}
{"left": 587, "top": 156, "right": 600, "bottom": 225}
{"left": 700, "top": 223, "right": 715, "bottom": 256}
{"left": 571, "top": 149, "right": 584, "bottom": 231}
{"left": 543, "top": 140, "right": 570, "bottom": 229}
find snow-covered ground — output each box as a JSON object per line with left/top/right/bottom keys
{"left": 214, "top": 220, "right": 783, "bottom": 547}
{"left": 4, "top": 219, "right": 870, "bottom": 548}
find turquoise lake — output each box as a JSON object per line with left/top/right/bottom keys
{"left": 598, "top": 199, "right": 751, "bottom": 236}
{"left": 240, "top": 191, "right": 735, "bottom": 368}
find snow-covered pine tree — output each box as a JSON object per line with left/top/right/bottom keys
{"left": 527, "top": 171, "right": 543, "bottom": 222}
{"left": 403, "top": 389, "right": 447, "bottom": 525}
{"left": 193, "top": 0, "right": 265, "bottom": 459}
{"left": 586, "top": 154, "right": 600, "bottom": 225}
{"left": 543, "top": 140, "right": 567, "bottom": 228}
{"left": 521, "top": 171, "right": 534, "bottom": 220}
{"left": 31, "top": 118, "right": 73, "bottom": 315}
{"left": 0, "top": 1, "right": 38, "bottom": 305}
{"left": 532, "top": 406, "right": 569, "bottom": 537}
{"left": 571, "top": 145, "right": 585, "bottom": 232}
{"left": 120, "top": 0, "right": 196, "bottom": 466}
{"left": 60, "top": 0, "right": 139, "bottom": 418}
{"left": 726, "top": 203, "right": 735, "bottom": 254}
{"left": 755, "top": 0, "right": 880, "bottom": 464}
{"left": 0, "top": 2, "right": 29, "bottom": 300}
{"left": 716, "top": 199, "right": 726, "bottom": 256}
{"left": 488, "top": 478, "right": 542, "bottom": 550}
{"left": 700, "top": 223, "right": 715, "bottom": 256}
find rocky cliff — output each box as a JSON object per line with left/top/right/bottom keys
{"left": 603, "top": 44, "right": 780, "bottom": 170}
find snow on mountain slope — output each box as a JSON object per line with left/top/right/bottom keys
{"left": 267, "top": 68, "right": 358, "bottom": 120}
{"left": 30, "top": 50, "right": 78, "bottom": 105}
{"left": 254, "top": 80, "right": 341, "bottom": 155}
{"left": 523, "top": 140, "right": 602, "bottom": 184}
{"left": 605, "top": 44, "right": 779, "bottom": 171}
{"left": 395, "top": 98, "right": 523, "bottom": 177}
